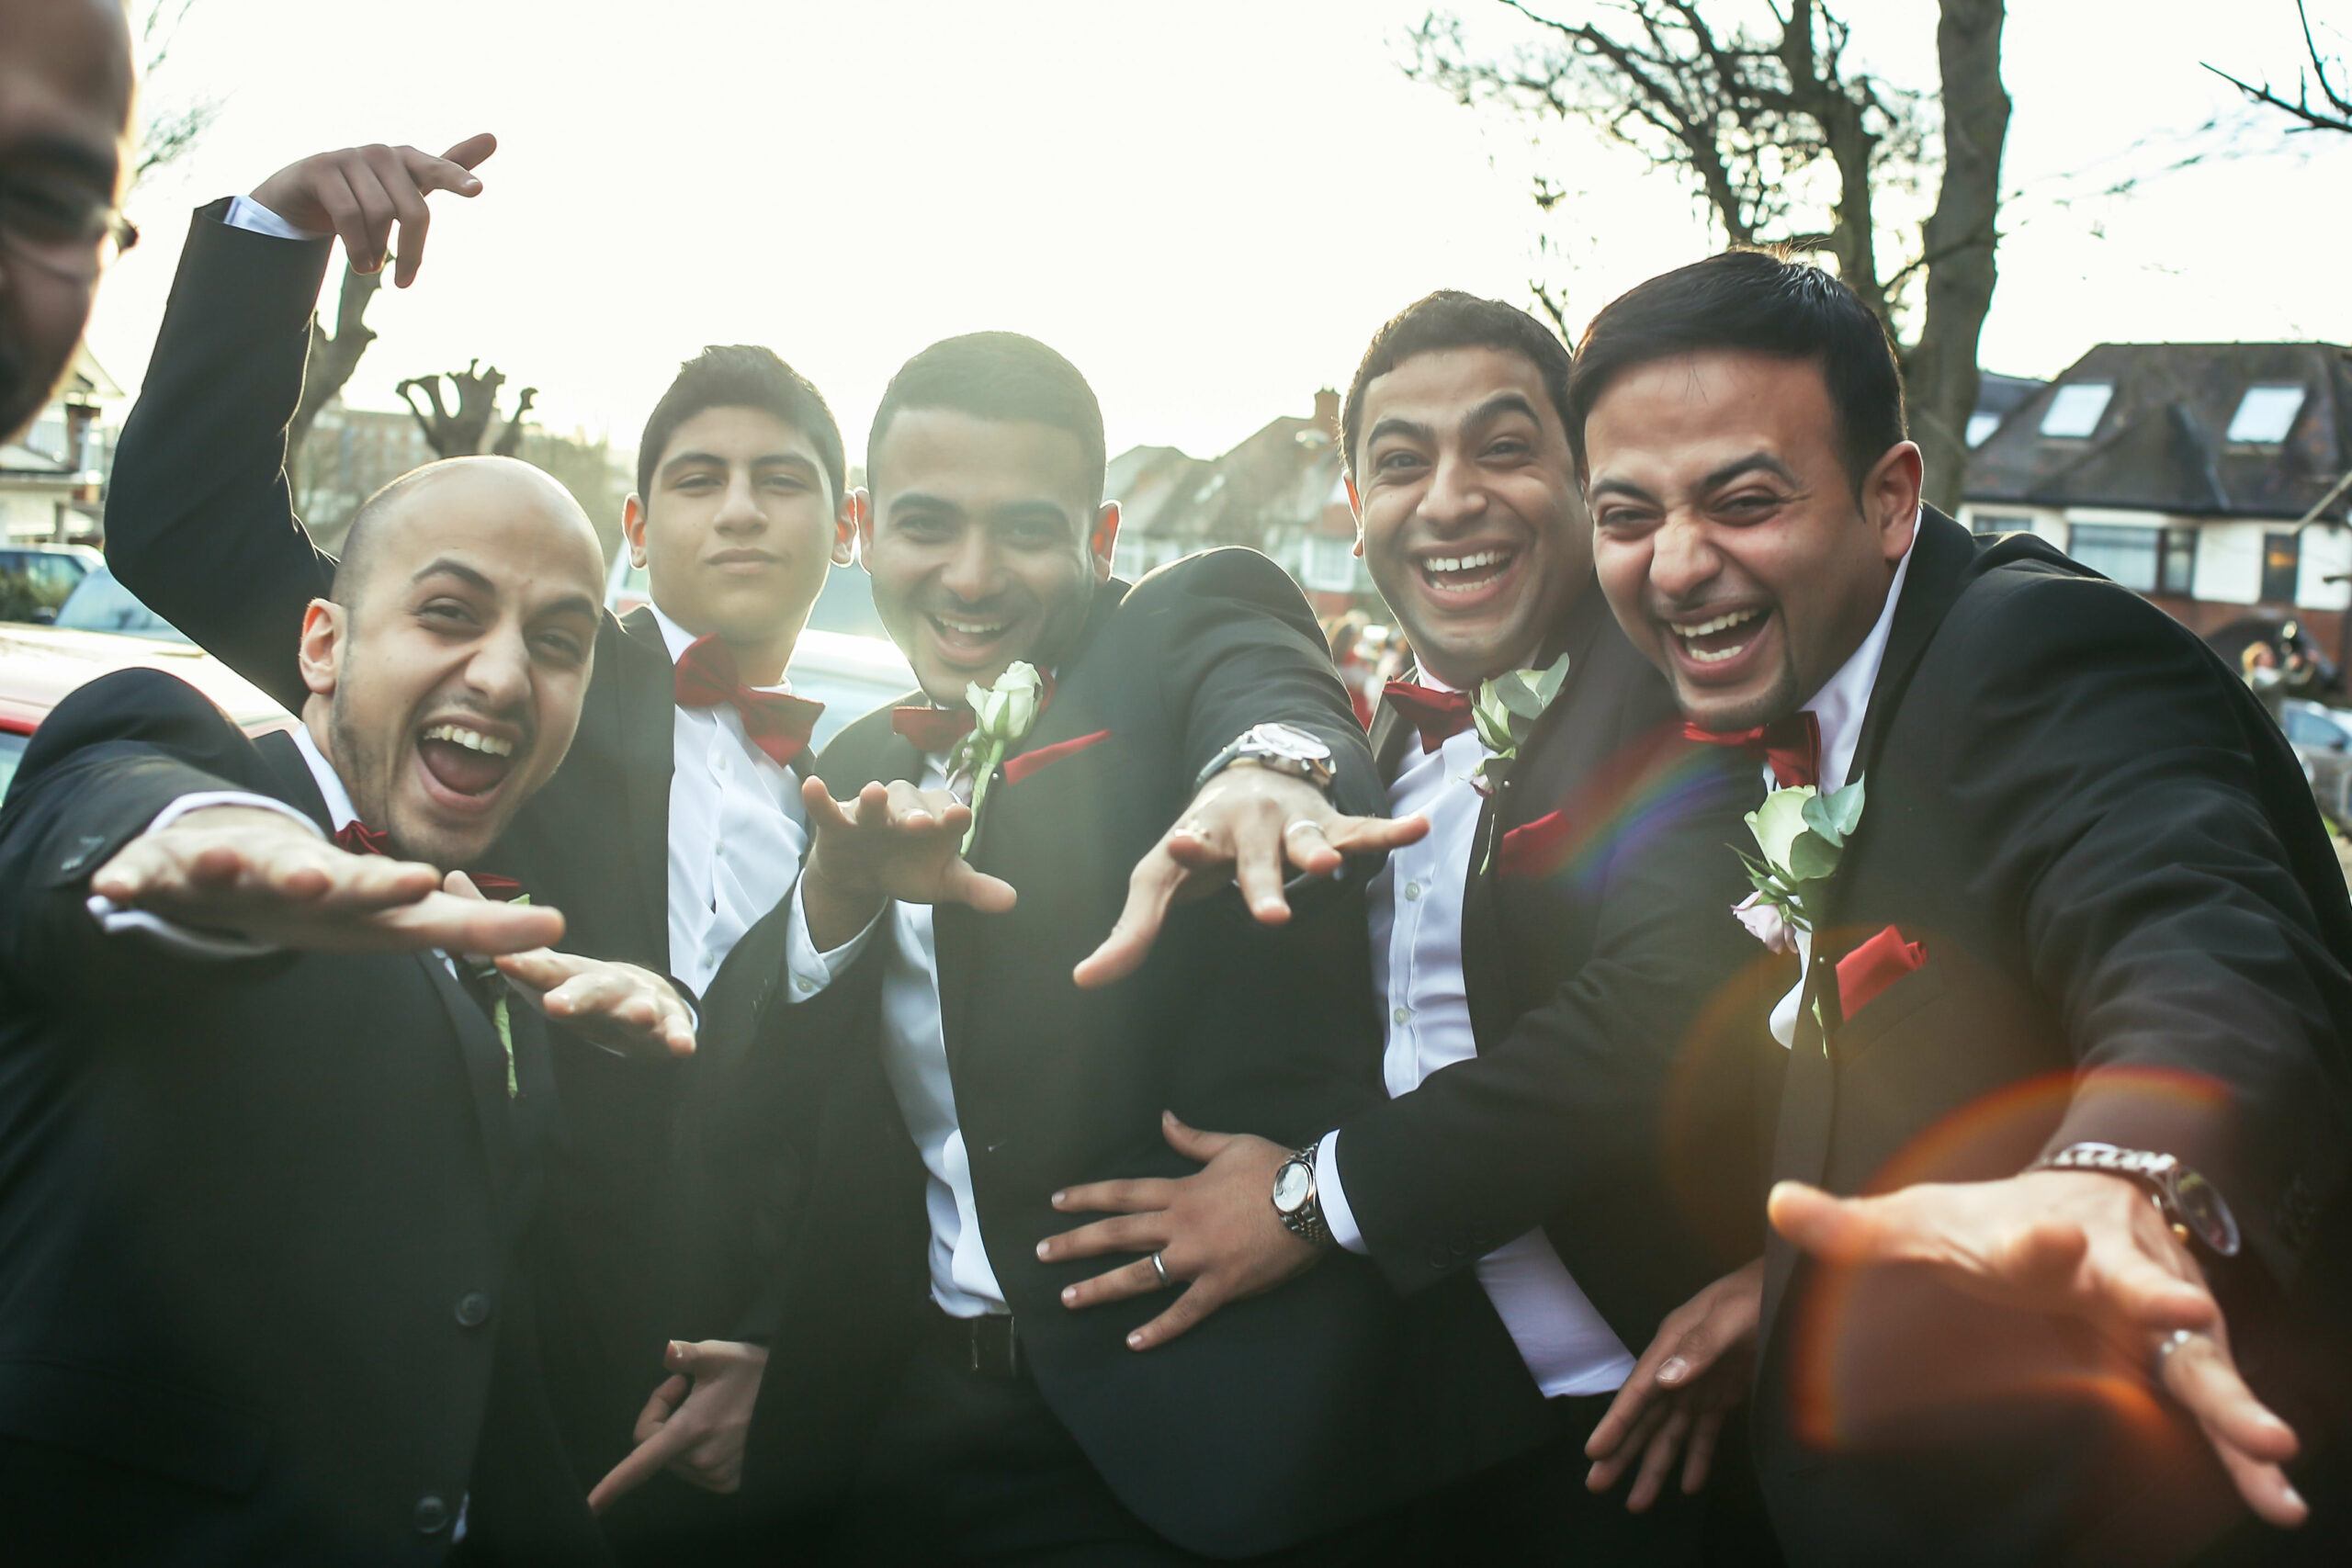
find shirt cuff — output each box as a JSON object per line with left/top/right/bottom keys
{"left": 780, "top": 875, "right": 882, "bottom": 1004}
{"left": 1315, "top": 1131, "right": 1368, "bottom": 1255}
{"left": 84, "top": 791, "right": 324, "bottom": 959}
{"left": 224, "top": 192, "right": 328, "bottom": 242}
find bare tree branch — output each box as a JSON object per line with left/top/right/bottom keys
{"left": 2206, "top": 2, "right": 2352, "bottom": 134}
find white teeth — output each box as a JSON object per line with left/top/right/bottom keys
{"left": 1677, "top": 608, "right": 1762, "bottom": 639}
{"left": 421, "top": 723, "right": 515, "bottom": 757}
{"left": 935, "top": 616, "right": 1007, "bottom": 637}
{"left": 1423, "top": 549, "right": 1508, "bottom": 576}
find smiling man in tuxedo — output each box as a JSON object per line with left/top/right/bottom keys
{"left": 1577, "top": 249, "right": 2352, "bottom": 1565}
{"left": 0, "top": 449, "right": 697, "bottom": 1563}
{"left": 1037, "top": 292, "right": 1780, "bottom": 1562}
{"left": 594, "top": 332, "right": 1510, "bottom": 1563}
{"left": 98, "top": 137, "right": 857, "bottom": 1511}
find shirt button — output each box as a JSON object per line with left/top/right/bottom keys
{"left": 414, "top": 1495, "right": 451, "bottom": 1535}
{"left": 1393, "top": 1006, "right": 1410, "bottom": 1024}
{"left": 795, "top": 976, "right": 817, "bottom": 994}
{"left": 454, "top": 1292, "right": 491, "bottom": 1328}
{"left": 1404, "top": 881, "right": 1422, "bottom": 900}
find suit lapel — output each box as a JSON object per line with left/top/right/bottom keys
{"left": 1760, "top": 510, "right": 1977, "bottom": 1355}
{"left": 417, "top": 951, "right": 525, "bottom": 1213}
{"left": 616, "top": 607, "right": 678, "bottom": 969}
{"left": 253, "top": 729, "right": 333, "bottom": 833}
{"left": 1462, "top": 582, "right": 1616, "bottom": 1054}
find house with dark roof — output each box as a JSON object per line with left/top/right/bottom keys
{"left": 1108, "top": 389, "right": 1375, "bottom": 616}
{"left": 1961, "top": 342, "right": 2352, "bottom": 657}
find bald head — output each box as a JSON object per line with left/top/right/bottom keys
{"left": 0, "top": 0, "right": 136, "bottom": 443}
{"left": 334, "top": 456, "right": 603, "bottom": 612}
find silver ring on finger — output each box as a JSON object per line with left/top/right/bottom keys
{"left": 1149, "top": 1250, "right": 1171, "bottom": 1291}
{"left": 1282, "top": 819, "right": 1318, "bottom": 839}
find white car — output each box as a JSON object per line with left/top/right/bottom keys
{"left": 605, "top": 554, "right": 914, "bottom": 748}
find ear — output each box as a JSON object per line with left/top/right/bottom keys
{"left": 831, "top": 488, "right": 857, "bottom": 568}
{"left": 1344, "top": 474, "right": 1365, "bottom": 558}
{"left": 1089, "top": 501, "right": 1122, "bottom": 582}
{"left": 298, "top": 599, "right": 344, "bottom": 700}
{"left": 850, "top": 488, "right": 875, "bottom": 571}
{"left": 622, "top": 493, "right": 650, "bottom": 569}
{"left": 1865, "top": 442, "right": 1925, "bottom": 562}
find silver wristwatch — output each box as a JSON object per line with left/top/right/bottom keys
{"left": 2030, "top": 1142, "right": 2242, "bottom": 1258}
{"left": 1196, "top": 722, "right": 1336, "bottom": 793}
{"left": 1272, "top": 1137, "right": 1333, "bottom": 1247}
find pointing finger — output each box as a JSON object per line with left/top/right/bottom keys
{"left": 1072, "top": 849, "right": 1186, "bottom": 988}
{"left": 940, "top": 859, "right": 1017, "bottom": 914}
{"left": 437, "top": 131, "right": 499, "bottom": 173}
{"left": 588, "top": 1421, "right": 694, "bottom": 1515}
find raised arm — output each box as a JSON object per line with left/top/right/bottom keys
{"left": 105, "top": 138, "right": 493, "bottom": 712}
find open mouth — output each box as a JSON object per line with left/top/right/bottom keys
{"left": 415, "top": 719, "right": 522, "bottom": 805}
{"left": 1668, "top": 606, "right": 1769, "bottom": 667}
{"left": 923, "top": 609, "right": 1017, "bottom": 666}
{"left": 1416, "top": 547, "right": 1520, "bottom": 599}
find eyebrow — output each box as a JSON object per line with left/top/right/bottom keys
{"left": 2, "top": 132, "right": 120, "bottom": 190}
{"left": 413, "top": 558, "right": 497, "bottom": 594}
{"left": 659, "top": 448, "right": 818, "bottom": 478}
{"left": 1459, "top": 390, "right": 1544, "bottom": 434}
{"left": 1363, "top": 414, "right": 1435, "bottom": 450}
{"left": 534, "top": 592, "right": 602, "bottom": 622}
{"left": 1698, "top": 451, "right": 1801, "bottom": 491}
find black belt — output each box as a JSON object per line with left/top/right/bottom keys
{"left": 929, "top": 1307, "right": 1023, "bottom": 1379}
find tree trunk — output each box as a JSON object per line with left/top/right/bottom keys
{"left": 1905, "top": 0, "right": 2009, "bottom": 513}
{"left": 287, "top": 261, "right": 382, "bottom": 476}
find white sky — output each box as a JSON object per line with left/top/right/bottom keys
{"left": 86, "top": 0, "right": 2352, "bottom": 470}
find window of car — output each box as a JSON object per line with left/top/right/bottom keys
{"left": 2284, "top": 705, "right": 2350, "bottom": 750}
{"left": 55, "top": 565, "right": 186, "bottom": 641}
{"left": 0, "top": 730, "right": 25, "bottom": 800}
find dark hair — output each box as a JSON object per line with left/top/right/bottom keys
{"left": 867, "top": 333, "right": 1106, "bottom": 503}
{"left": 1566, "top": 250, "right": 1906, "bottom": 492}
{"left": 1340, "top": 291, "right": 1575, "bottom": 474}
{"left": 635, "top": 344, "right": 845, "bottom": 507}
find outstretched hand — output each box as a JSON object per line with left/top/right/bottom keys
{"left": 248, "top": 132, "right": 497, "bottom": 288}
{"left": 1585, "top": 1258, "right": 1760, "bottom": 1511}
{"left": 588, "top": 1339, "right": 770, "bottom": 1515}
{"left": 1770, "top": 1172, "right": 2307, "bottom": 1528}
{"left": 1074, "top": 763, "right": 1426, "bottom": 987}
{"left": 1038, "top": 1112, "right": 1320, "bottom": 1350}
{"left": 89, "top": 805, "right": 562, "bottom": 955}
{"left": 797, "top": 775, "right": 1016, "bottom": 949}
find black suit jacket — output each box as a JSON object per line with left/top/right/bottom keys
{"left": 0, "top": 669, "right": 605, "bottom": 1566}
{"left": 1753, "top": 510, "right": 2352, "bottom": 1565}
{"left": 103, "top": 202, "right": 702, "bottom": 1486}
{"left": 1336, "top": 580, "right": 1774, "bottom": 1351}
{"left": 683, "top": 549, "right": 1542, "bottom": 1558}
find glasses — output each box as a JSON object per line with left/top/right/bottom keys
{"left": 0, "top": 172, "right": 138, "bottom": 280}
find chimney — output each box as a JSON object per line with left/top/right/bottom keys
{"left": 1312, "top": 387, "right": 1340, "bottom": 436}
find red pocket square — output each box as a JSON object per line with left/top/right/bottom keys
{"left": 1495, "top": 808, "right": 1571, "bottom": 878}
{"left": 1836, "top": 924, "right": 1926, "bottom": 1019}
{"left": 1002, "top": 729, "right": 1112, "bottom": 785}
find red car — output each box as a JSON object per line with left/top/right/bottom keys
{"left": 0, "top": 624, "right": 294, "bottom": 801}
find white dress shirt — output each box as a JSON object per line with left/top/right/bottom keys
{"left": 1766, "top": 526, "right": 1917, "bottom": 1047}
{"left": 779, "top": 747, "right": 1009, "bottom": 1318}
{"left": 1314, "top": 680, "right": 1635, "bottom": 1399}
{"left": 645, "top": 605, "right": 812, "bottom": 999}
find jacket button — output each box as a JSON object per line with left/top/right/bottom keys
{"left": 413, "top": 1494, "right": 450, "bottom": 1535}
{"left": 454, "top": 1292, "right": 492, "bottom": 1328}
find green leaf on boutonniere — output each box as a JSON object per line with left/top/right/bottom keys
{"left": 1469, "top": 653, "right": 1573, "bottom": 790}
{"left": 1788, "top": 829, "right": 1841, "bottom": 882}
{"left": 955, "top": 660, "right": 1046, "bottom": 854}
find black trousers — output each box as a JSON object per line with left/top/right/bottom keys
{"left": 1384, "top": 1392, "right": 1781, "bottom": 1566}
{"left": 827, "top": 1316, "right": 1396, "bottom": 1567}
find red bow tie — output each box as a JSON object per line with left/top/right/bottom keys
{"left": 1385, "top": 680, "right": 1475, "bottom": 753}
{"left": 331, "top": 820, "right": 521, "bottom": 899}
{"left": 1682, "top": 710, "right": 1823, "bottom": 790}
{"left": 673, "top": 635, "right": 824, "bottom": 769}
{"left": 892, "top": 705, "right": 977, "bottom": 755}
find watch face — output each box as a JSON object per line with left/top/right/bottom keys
{"left": 1251, "top": 723, "right": 1332, "bottom": 765}
{"left": 1272, "top": 1161, "right": 1311, "bottom": 1214}
{"left": 2174, "top": 1169, "right": 2243, "bottom": 1257}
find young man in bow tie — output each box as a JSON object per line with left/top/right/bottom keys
{"left": 1037, "top": 292, "right": 1781, "bottom": 1562}
{"left": 599, "top": 332, "right": 1510, "bottom": 1562}
{"left": 99, "top": 138, "right": 854, "bottom": 1523}
{"left": 1579, "top": 250, "right": 2352, "bottom": 1565}
{"left": 0, "top": 446, "right": 695, "bottom": 1562}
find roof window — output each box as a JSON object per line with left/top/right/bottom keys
{"left": 2226, "top": 385, "right": 2306, "bottom": 445}
{"left": 2040, "top": 382, "right": 2114, "bottom": 439}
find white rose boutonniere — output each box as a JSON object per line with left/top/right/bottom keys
{"left": 1468, "top": 653, "right": 1572, "bottom": 796}
{"left": 1735, "top": 775, "right": 1865, "bottom": 1049}
{"left": 950, "top": 660, "right": 1046, "bottom": 852}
